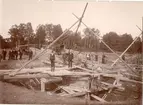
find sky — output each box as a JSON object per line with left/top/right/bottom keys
{"left": 0, "top": 0, "right": 143, "bottom": 38}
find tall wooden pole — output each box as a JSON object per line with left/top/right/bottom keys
{"left": 75, "top": 3, "right": 88, "bottom": 35}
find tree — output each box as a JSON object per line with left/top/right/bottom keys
{"left": 8, "top": 25, "right": 20, "bottom": 47}
{"left": 25, "top": 22, "right": 34, "bottom": 44}
{"left": 101, "top": 32, "right": 120, "bottom": 52}
{"left": 9, "top": 22, "right": 34, "bottom": 47}
{"left": 82, "top": 28, "right": 100, "bottom": 51}
{"left": 35, "top": 24, "right": 46, "bottom": 48}
{"left": 63, "top": 30, "right": 74, "bottom": 49}
{"left": 52, "top": 24, "right": 63, "bottom": 40}
{"left": 120, "top": 33, "right": 133, "bottom": 52}
{"left": 44, "top": 23, "right": 54, "bottom": 42}
{"left": 101, "top": 32, "right": 134, "bottom": 53}
{"left": 131, "top": 37, "right": 142, "bottom": 53}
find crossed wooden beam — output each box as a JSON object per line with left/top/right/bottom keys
{"left": 72, "top": 13, "right": 138, "bottom": 75}
{"left": 111, "top": 22, "right": 143, "bottom": 67}
{"left": 72, "top": 10, "right": 143, "bottom": 101}
{"left": 9, "top": 2, "right": 141, "bottom": 80}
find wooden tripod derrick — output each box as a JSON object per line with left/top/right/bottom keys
{"left": 1, "top": 2, "right": 142, "bottom": 104}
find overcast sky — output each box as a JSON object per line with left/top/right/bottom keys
{"left": 1, "top": 0, "right": 143, "bottom": 38}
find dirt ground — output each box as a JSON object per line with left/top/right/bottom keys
{"left": 0, "top": 48, "right": 142, "bottom": 104}
{"left": 0, "top": 81, "right": 141, "bottom": 105}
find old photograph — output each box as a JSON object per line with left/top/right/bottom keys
{"left": 0, "top": 0, "right": 142, "bottom": 104}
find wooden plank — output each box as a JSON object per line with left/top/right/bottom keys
{"left": 60, "top": 86, "right": 75, "bottom": 94}
{"left": 119, "top": 76, "right": 143, "bottom": 84}
{"left": 102, "top": 80, "right": 117, "bottom": 99}
{"left": 4, "top": 67, "right": 72, "bottom": 77}
{"left": 66, "top": 91, "right": 86, "bottom": 97}
{"left": 42, "top": 70, "right": 91, "bottom": 77}
{"left": 41, "top": 78, "right": 46, "bottom": 92}
{"left": 4, "top": 71, "right": 91, "bottom": 80}
{"left": 4, "top": 73, "right": 51, "bottom": 79}
{"left": 44, "top": 77, "right": 62, "bottom": 83}
{"left": 101, "top": 81, "right": 125, "bottom": 90}
{"left": 75, "top": 66, "right": 95, "bottom": 73}
{"left": 102, "top": 74, "right": 143, "bottom": 84}
{"left": 91, "top": 94, "right": 108, "bottom": 103}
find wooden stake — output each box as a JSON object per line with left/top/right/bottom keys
{"left": 41, "top": 78, "right": 46, "bottom": 92}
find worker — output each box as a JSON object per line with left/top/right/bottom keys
{"left": 8, "top": 49, "right": 12, "bottom": 60}
{"left": 28, "top": 49, "right": 33, "bottom": 60}
{"left": 95, "top": 54, "right": 98, "bottom": 61}
{"left": 102, "top": 54, "right": 106, "bottom": 64}
{"left": 62, "top": 52, "right": 66, "bottom": 65}
{"left": 86, "top": 54, "right": 90, "bottom": 60}
{"left": 2, "top": 49, "right": 7, "bottom": 60}
{"left": 122, "top": 55, "right": 125, "bottom": 61}
{"left": 12, "top": 49, "right": 16, "bottom": 60}
{"left": 15, "top": 49, "right": 18, "bottom": 60}
{"left": 68, "top": 50, "right": 74, "bottom": 68}
{"left": 0, "top": 53, "right": 2, "bottom": 62}
{"left": 19, "top": 49, "right": 23, "bottom": 60}
{"left": 50, "top": 50, "right": 55, "bottom": 72}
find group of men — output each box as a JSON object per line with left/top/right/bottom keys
{"left": 0, "top": 49, "right": 23, "bottom": 61}
{"left": 86, "top": 53, "right": 126, "bottom": 64}
{"left": 0, "top": 48, "right": 34, "bottom": 62}
{"left": 8, "top": 49, "right": 23, "bottom": 60}
{"left": 50, "top": 50, "right": 74, "bottom": 72}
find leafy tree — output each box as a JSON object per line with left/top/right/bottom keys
{"left": 120, "top": 33, "right": 133, "bottom": 52}
{"left": 35, "top": 24, "right": 46, "bottom": 48}
{"left": 101, "top": 32, "right": 134, "bottom": 53}
{"left": 101, "top": 32, "right": 120, "bottom": 52}
{"left": 8, "top": 22, "right": 34, "bottom": 47}
{"left": 44, "top": 24, "right": 54, "bottom": 42}
{"left": 131, "top": 37, "right": 142, "bottom": 53}
{"left": 52, "top": 24, "right": 63, "bottom": 40}
{"left": 8, "top": 25, "right": 20, "bottom": 47}
{"left": 63, "top": 30, "right": 74, "bottom": 49}
{"left": 82, "top": 28, "right": 100, "bottom": 51}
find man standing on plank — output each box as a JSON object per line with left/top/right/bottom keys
{"left": 68, "top": 50, "right": 74, "bottom": 68}
{"left": 50, "top": 50, "right": 55, "bottom": 72}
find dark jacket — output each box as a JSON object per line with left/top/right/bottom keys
{"left": 68, "top": 53, "right": 73, "bottom": 61}
{"left": 50, "top": 53, "right": 55, "bottom": 61}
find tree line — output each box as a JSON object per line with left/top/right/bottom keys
{"left": 0, "top": 22, "right": 142, "bottom": 54}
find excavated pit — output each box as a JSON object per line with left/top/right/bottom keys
{"left": 1, "top": 74, "right": 142, "bottom": 103}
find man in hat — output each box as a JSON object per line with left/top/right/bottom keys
{"left": 122, "top": 55, "right": 125, "bottom": 61}
{"left": 102, "top": 53, "right": 106, "bottom": 64}
{"left": 68, "top": 50, "right": 74, "bottom": 68}
{"left": 50, "top": 50, "right": 55, "bottom": 72}
{"left": 28, "top": 49, "right": 33, "bottom": 60}
{"left": 2, "top": 49, "right": 7, "bottom": 60}
{"left": 8, "top": 49, "right": 12, "bottom": 60}
{"left": 19, "top": 49, "right": 23, "bottom": 60}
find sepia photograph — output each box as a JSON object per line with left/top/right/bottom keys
{"left": 0, "top": 0, "right": 142, "bottom": 104}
